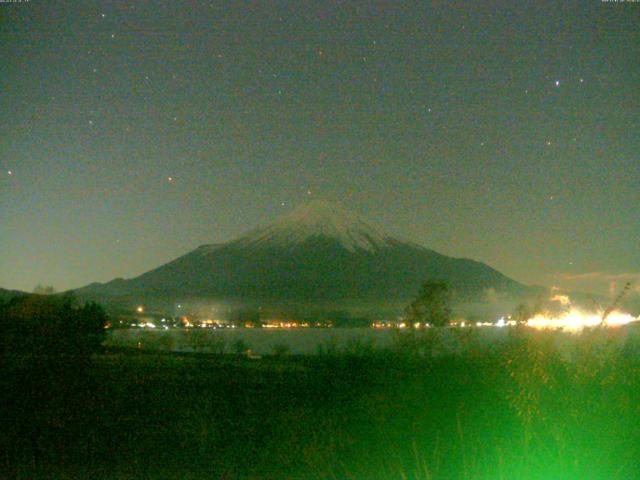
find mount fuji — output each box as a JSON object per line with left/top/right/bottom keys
{"left": 75, "top": 200, "right": 533, "bottom": 315}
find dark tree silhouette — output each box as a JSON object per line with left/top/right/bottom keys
{"left": 33, "top": 284, "right": 56, "bottom": 295}
{"left": 405, "top": 280, "right": 452, "bottom": 327}
{"left": 0, "top": 293, "right": 108, "bottom": 358}
{"left": 0, "top": 294, "right": 109, "bottom": 474}
{"left": 513, "top": 303, "right": 532, "bottom": 325}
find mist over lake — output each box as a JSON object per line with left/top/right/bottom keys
{"left": 106, "top": 325, "right": 640, "bottom": 356}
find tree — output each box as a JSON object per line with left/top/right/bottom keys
{"left": 405, "top": 280, "right": 452, "bottom": 327}
{"left": 33, "top": 284, "right": 56, "bottom": 295}
{"left": 0, "top": 293, "right": 108, "bottom": 358}
{"left": 513, "top": 303, "right": 531, "bottom": 325}
{"left": 0, "top": 294, "right": 108, "bottom": 469}
{"left": 513, "top": 298, "right": 544, "bottom": 325}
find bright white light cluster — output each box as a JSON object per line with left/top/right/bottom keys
{"left": 526, "top": 309, "right": 638, "bottom": 333}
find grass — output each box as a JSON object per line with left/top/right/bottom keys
{"left": 2, "top": 327, "right": 640, "bottom": 479}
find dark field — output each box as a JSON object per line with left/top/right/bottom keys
{"left": 3, "top": 329, "right": 640, "bottom": 479}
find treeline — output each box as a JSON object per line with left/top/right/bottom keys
{"left": 0, "top": 294, "right": 109, "bottom": 475}
{"left": 0, "top": 293, "right": 108, "bottom": 358}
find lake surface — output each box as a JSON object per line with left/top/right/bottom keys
{"left": 105, "top": 325, "right": 640, "bottom": 356}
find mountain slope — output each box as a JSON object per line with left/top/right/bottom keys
{"left": 75, "top": 200, "right": 533, "bottom": 311}
{"left": 0, "top": 288, "right": 29, "bottom": 302}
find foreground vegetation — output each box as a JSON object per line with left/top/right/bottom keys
{"left": 2, "top": 296, "right": 640, "bottom": 479}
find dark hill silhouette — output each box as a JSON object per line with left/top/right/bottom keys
{"left": 0, "top": 287, "right": 28, "bottom": 302}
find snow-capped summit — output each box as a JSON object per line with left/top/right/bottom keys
{"left": 233, "top": 199, "right": 393, "bottom": 252}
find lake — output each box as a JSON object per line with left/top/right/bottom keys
{"left": 105, "top": 324, "right": 640, "bottom": 356}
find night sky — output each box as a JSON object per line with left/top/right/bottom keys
{"left": 1, "top": 1, "right": 638, "bottom": 295}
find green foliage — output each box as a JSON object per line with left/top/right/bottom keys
{"left": 390, "top": 329, "right": 436, "bottom": 359}
{"left": 271, "top": 342, "right": 291, "bottom": 357}
{"left": 325, "top": 310, "right": 371, "bottom": 327}
{"left": 232, "top": 338, "right": 249, "bottom": 355}
{"left": 342, "top": 335, "right": 376, "bottom": 356}
{"left": 186, "top": 328, "right": 208, "bottom": 353}
{"left": 3, "top": 329, "right": 640, "bottom": 478}
{"left": 0, "top": 294, "right": 108, "bottom": 475}
{"left": 316, "top": 335, "right": 339, "bottom": 356}
{"left": 0, "top": 293, "right": 108, "bottom": 358}
{"left": 207, "top": 334, "right": 227, "bottom": 354}
{"left": 405, "top": 279, "right": 452, "bottom": 327}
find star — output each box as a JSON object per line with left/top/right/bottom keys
{"left": 555, "top": 80, "right": 560, "bottom": 87}
{"left": 7, "top": 170, "right": 13, "bottom": 176}
{"left": 167, "top": 176, "right": 174, "bottom": 183}
{"left": 101, "top": 13, "right": 106, "bottom": 18}
{"left": 111, "top": 33, "right": 116, "bottom": 39}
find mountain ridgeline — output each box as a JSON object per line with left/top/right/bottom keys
{"left": 0, "top": 288, "right": 28, "bottom": 303}
{"left": 75, "top": 200, "right": 535, "bottom": 316}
